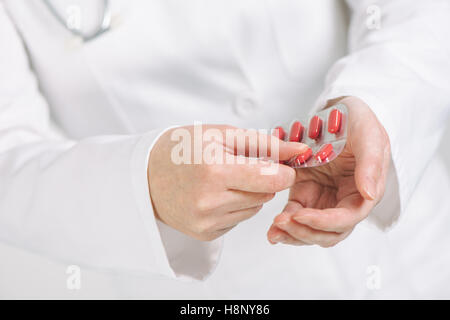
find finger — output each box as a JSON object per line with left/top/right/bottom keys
{"left": 274, "top": 201, "right": 348, "bottom": 246}
{"left": 275, "top": 138, "right": 311, "bottom": 161}
{"left": 221, "top": 190, "right": 275, "bottom": 212}
{"left": 274, "top": 212, "right": 347, "bottom": 247}
{"left": 225, "top": 128, "right": 309, "bottom": 161}
{"left": 224, "top": 158, "right": 296, "bottom": 193}
{"left": 376, "top": 144, "right": 391, "bottom": 202}
{"left": 350, "top": 116, "right": 388, "bottom": 201}
{"left": 267, "top": 225, "right": 308, "bottom": 246}
{"left": 291, "top": 193, "right": 374, "bottom": 233}
{"left": 207, "top": 225, "right": 236, "bottom": 240}
{"left": 220, "top": 205, "right": 264, "bottom": 228}
{"left": 197, "top": 204, "right": 264, "bottom": 239}
{"left": 288, "top": 179, "right": 329, "bottom": 208}
{"left": 278, "top": 235, "right": 310, "bottom": 246}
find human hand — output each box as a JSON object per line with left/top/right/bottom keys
{"left": 148, "top": 124, "right": 309, "bottom": 241}
{"left": 267, "top": 96, "right": 391, "bottom": 247}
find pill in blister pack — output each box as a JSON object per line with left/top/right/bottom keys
{"left": 272, "top": 104, "right": 348, "bottom": 168}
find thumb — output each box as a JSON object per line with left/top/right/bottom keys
{"left": 276, "top": 139, "right": 310, "bottom": 161}
{"left": 226, "top": 128, "right": 309, "bottom": 161}
{"left": 351, "top": 124, "right": 387, "bottom": 201}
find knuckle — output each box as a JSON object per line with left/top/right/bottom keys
{"left": 193, "top": 194, "right": 214, "bottom": 212}
{"left": 195, "top": 199, "right": 209, "bottom": 212}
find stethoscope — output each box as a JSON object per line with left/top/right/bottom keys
{"left": 42, "top": 0, "right": 112, "bottom": 42}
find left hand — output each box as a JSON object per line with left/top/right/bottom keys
{"left": 267, "top": 96, "right": 391, "bottom": 247}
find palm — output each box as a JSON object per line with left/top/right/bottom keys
{"left": 267, "top": 97, "right": 390, "bottom": 246}
{"left": 289, "top": 146, "right": 360, "bottom": 210}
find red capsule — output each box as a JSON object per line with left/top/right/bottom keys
{"left": 315, "top": 143, "right": 333, "bottom": 162}
{"left": 289, "top": 121, "right": 304, "bottom": 142}
{"left": 273, "top": 126, "right": 286, "bottom": 140}
{"left": 294, "top": 147, "right": 312, "bottom": 165}
{"left": 308, "top": 116, "right": 322, "bottom": 140}
{"left": 328, "top": 109, "right": 342, "bottom": 134}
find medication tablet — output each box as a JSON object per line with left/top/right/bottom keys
{"left": 327, "top": 109, "right": 342, "bottom": 134}
{"left": 273, "top": 126, "right": 286, "bottom": 141}
{"left": 315, "top": 143, "right": 333, "bottom": 162}
{"left": 308, "top": 116, "right": 322, "bottom": 140}
{"left": 294, "top": 147, "right": 312, "bottom": 165}
{"left": 272, "top": 103, "right": 348, "bottom": 168}
{"left": 289, "top": 121, "right": 304, "bottom": 142}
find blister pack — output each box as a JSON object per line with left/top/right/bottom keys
{"left": 272, "top": 104, "right": 348, "bottom": 168}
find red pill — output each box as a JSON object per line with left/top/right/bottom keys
{"left": 327, "top": 109, "right": 342, "bottom": 134}
{"left": 294, "top": 147, "right": 312, "bottom": 165}
{"left": 273, "top": 126, "right": 286, "bottom": 140}
{"left": 289, "top": 121, "right": 304, "bottom": 142}
{"left": 315, "top": 143, "right": 333, "bottom": 163}
{"left": 308, "top": 116, "right": 322, "bottom": 140}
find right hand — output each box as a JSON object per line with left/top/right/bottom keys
{"left": 148, "top": 124, "right": 309, "bottom": 241}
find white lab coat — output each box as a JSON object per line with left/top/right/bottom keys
{"left": 0, "top": 0, "right": 449, "bottom": 299}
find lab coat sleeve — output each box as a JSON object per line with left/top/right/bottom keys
{"left": 0, "top": 4, "right": 221, "bottom": 280}
{"left": 314, "top": 0, "right": 450, "bottom": 230}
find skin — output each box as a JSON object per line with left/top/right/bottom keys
{"left": 267, "top": 96, "right": 391, "bottom": 247}
{"left": 148, "top": 96, "right": 390, "bottom": 247}
{"left": 148, "top": 125, "right": 310, "bottom": 241}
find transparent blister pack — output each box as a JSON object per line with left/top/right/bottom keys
{"left": 272, "top": 104, "right": 348, "bottom": 168}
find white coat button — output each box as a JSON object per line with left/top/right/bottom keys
{"left": 233, "top": 92, "right": 259, "bottom": 117}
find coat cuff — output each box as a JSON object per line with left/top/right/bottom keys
{"left": 130, "top": 127, "right": 223, "bottom": 280}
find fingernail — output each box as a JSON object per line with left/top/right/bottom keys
{"left": 292, "top": 215, "right": 305, "bottom": 223}
{"left": 276, "top": 219, "right": 289, "bottom": 228}
{"left": 271, "top": 235, "right": 285, "bottom": 244}
{"left": 365, "top": 178, "right": 377, "bottom": 200}
{"left": 293, "top": 213, "right": 313, "bottom": 222}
